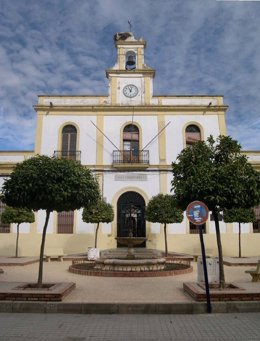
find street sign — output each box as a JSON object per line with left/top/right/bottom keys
{"left": 186, "top": 200, "right": 211, "bottom": 313}
{"left": 186, "top": 201, "right": 209, "bottom": 225}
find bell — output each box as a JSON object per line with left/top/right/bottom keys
{"left": 125, "top": 60, "right": 136, "bottom": 70}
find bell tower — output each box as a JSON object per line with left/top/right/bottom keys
{"left": 106, "top": 32, "right": 155, "bottom": 105}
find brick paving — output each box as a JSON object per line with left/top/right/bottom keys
{"left": 0, "top": 312, "right": 260, "bottom": 340}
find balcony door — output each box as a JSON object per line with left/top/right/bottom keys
{"left": 117, "top": 191, "right": 146, "bottom": 247}
{"left": 62, "top": 125, "right": 77, "bottom": 160}
{"left": 123, "top": 124, "right": 139, "bottom": 163}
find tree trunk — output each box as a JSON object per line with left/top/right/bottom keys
{"left": 37, "top": 210, "right": 50, "bottom": 288}
{"left": 164, "top": 223, "right": 168, "bottom": 257}
{"left": 238, "top": 222, "right": 241, "bottom": 258}
{"left": 15, "top": 224, "right": 20, "bottom": 258}
{"left": 94, "top": 222, "right": 100, "bottom": 249}
{"left": 212, "top": 208, "right": 225, "bottom": 289}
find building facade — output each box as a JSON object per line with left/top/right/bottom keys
{"left": 0, "top": 32, "right": 260, "bottom": 257}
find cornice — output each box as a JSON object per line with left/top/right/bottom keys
{"left": 106, "top": 69, "right": 155, "bottom": 78}
{"left": 34, "top": 105, "right": 228, "bottom": 113}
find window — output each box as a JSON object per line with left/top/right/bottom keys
{"left": 125, "top": 51, "right": 136, "bottom": 70}
{"left": 123, "top": 124, "right": 139, "bottom": 162}
{"left": 189, "top": 222, "right": 206, "bottom": 234}
{"left": 185, "top": 124, "right": 201, "bottom": 146}
{"left": 253, "top": 206, "right": 260, "bottom": 233}
{"left": 0, "top": 200, "right": 10, "bottom": 233}
{"left": 61, "top": 125, "right": 77, "bottom": 160}
{"left": 57, "top": 211, "right": 74, "bottom": 234}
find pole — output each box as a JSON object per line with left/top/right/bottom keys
{"left": 198, "top": 224, "right": 212, "bottom": 313}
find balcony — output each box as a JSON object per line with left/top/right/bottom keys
{"left": 113, "top": 150, "right": 149, "bottom": 169}
{"left": 54, "top": 150, "right": 81, "bottom": 163}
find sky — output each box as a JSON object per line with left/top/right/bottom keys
{"left": 0, "top": 0, "right": 260, "bottom": 151}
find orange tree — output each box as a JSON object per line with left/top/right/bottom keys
{"left": 171, "top": 135, "right": 260, "bottom": 288}
{"left": 145, "top": 194, "right": 183, "bottom": 257}
{"left": 1, "top": 206, "right": 35, "bottom": 258}
{"left": 223, "top": 207, "right": 256, "bottom": 258}
{"left": 1, "top": 155, "right": 100, "bottom": 287}
{"left": 82, "top": 199, "right": 114, "bottom": 248}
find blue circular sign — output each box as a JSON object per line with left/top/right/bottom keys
{"left": 186, "top": 201, "right": 209, "bottom": 225}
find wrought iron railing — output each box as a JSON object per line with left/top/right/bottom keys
{"left": 53, "top": 151, "right": 81, "bottom": 162}
{"left": 113, "top": 150, "right": 149, "bottom": 165}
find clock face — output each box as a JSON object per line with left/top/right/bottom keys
{"left": 123, "top": 84, "right": 139, "bottom": 98}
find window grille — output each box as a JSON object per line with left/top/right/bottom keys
{"left": 57, "top": 211, "right": 74, "bottom": 234}
{"left": 0, "top": 200, "right": 10, "bottom": 233}
{"left": 189, "top": 222, "right": 206, "bottom": 234}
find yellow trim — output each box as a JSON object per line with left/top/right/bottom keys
{"left": 137, "top": 47, "right": 144, "bottom": 68}
{"left": 35, "top": 112, "right": 44, "bottom": 154}
{"left": 157, "top": 115, "right": 167, "bottom": 194}
{"left": 118, "top": 48, "right": 124, "bottom": 69}
{"left": 217, "top": 111, "right": 227, "bottom": 135}
{"left": 96, "top": 115, "right": 104, "bottom": 165}
{"left": 144, "top": 77, "right": 151, "bottom": 104}
{"left": 110, "top": 77, "right": 117, "bottom": 105}
{"left": 182, "top": 121, "right": 205, "bottom": 149}
{"left": 57, "top": 122, "right": 80, "bottom": 151}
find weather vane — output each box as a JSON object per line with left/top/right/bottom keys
{"left": 128, "top": 20, "right": 132, "bottom": 32}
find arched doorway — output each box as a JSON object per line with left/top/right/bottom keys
{"left": 117, "top": 191, "right": 146, "bottom": 247}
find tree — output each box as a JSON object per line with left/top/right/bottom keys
{"left": 223, "top": 208, "right": 256, "bottom": 258}
{"left": 1, "top": 155, "right": 100, "bottom": 287}
{"left": 82, "top": 199, "right": 114, "bottom": 248}
{"left": 145, "top": 194, "right": 183, "bottom": 257}
{"left": 1, "top": 206, "right": 35, "bottom": 258}
{"left": 172, "top": 135, "right": 260, "bottom": 288}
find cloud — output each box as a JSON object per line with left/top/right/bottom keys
{"left": 0, "top": 0, "right": 259, "bottom": 150}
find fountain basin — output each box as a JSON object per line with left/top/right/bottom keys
{"left": 94, "top": 257, "right": 166, "bottom": 272}
{"left": 115, "top": 237, "right": 147, "bottom": 259}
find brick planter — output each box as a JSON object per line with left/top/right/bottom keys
{"left": 183, "top": 282, "right": 260, "bottom": 301}
{"left": 0, "top": 282, "right": 75, "bottom": 301}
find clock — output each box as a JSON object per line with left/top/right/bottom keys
{"left": 123, "top": 84, "right": 139, "bottom": 98}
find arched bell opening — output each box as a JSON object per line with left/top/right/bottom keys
{"left": 125, "top": 51, "right": 136, "bottom": 70}
{"left": 117, "top": 191, "right": 146, "bottom": 247}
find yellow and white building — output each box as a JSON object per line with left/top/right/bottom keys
{"left": 0, "top": 32, "right": 260, "bottom": 257}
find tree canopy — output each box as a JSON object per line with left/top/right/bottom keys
{"left": 1, "top": 206, "right": 35, "bottom": 225}
{"left": 82, "top": 199, "right": 114, "bottom": 248}
{"left": 146, "top": 194, "right": 183, "bottom": 256}
{"left": 172, "top": 135, "right": 260, "bottom": 212}
{"left": 1, "top": 155, "right": 100, "bottom": 286}
{"left": 2, "top": 155, "right": 100, "bottom": 212}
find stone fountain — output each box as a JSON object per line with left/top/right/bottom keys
{"left": 94, "top": 229, "right": 166, "bottom": 272}
{"left": 69, "top": 208, "right": 193, "bottom": 276}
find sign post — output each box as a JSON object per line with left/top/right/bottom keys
{"left": 186, "top": 201, "right": 211, "bottom": 314}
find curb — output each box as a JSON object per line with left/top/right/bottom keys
{"left": 0, "top": 301, "right": 260, "bottom": 314}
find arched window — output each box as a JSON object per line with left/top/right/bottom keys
{"left": 185, "top": 124, "right": 201, "bottom": 146}
{"left": 123, "top": 124, "right": 139, "bottom": 162}
{"left": 125, "top": 51, "right": 136, "bottom": 70}
{"left": 61, "top": 125, "right": 77, "bottom": 160}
